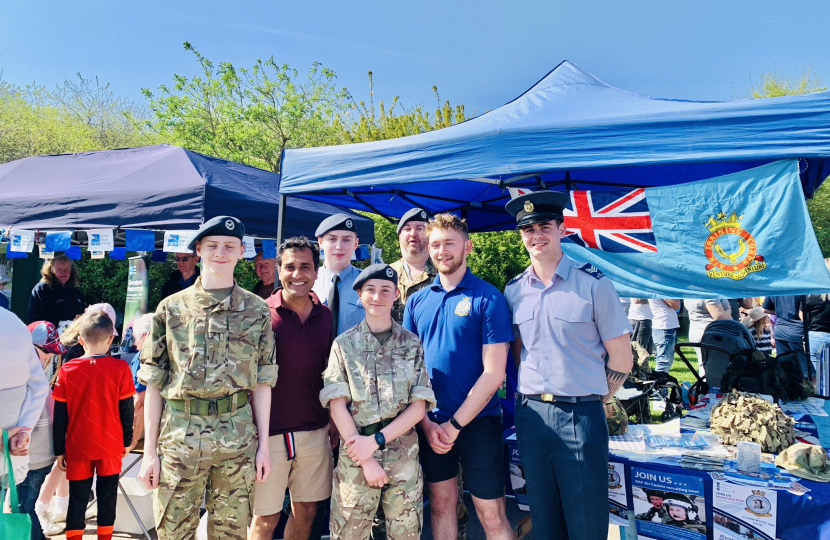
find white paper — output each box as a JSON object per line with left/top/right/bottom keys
{"left": 39, "top": 245, "right": 54, "bottom": 259}
{"left": 163, "top": 230, "right": 198, "bottom": 253}
{"left": 91, "top": 251, "right": 105, "bottom": 259}
{"left": 713, "top": 479, "right": 776, "bottom": 540}
{"left": 243, "top": 236, "right": 257, "bottom": 259}
{"left": 87, "top": 229, "right": 115, "bottom": 251}
{"left": 780, "top": 397, "right": 828, "bottom": 417}
{"left": 9, "top": 229, "right": 35, "bottom": 252}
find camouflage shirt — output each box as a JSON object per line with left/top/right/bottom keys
{"left": 320, "top": 320, "right": 436, "bottom": 427}
{"left": 138, "top": 277, "right": 277, "bottom": 399}
{"left": 389, "top": 258, "right": 437, "bottom": 324}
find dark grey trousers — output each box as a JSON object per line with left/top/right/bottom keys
{"left": 515, "top": 394, "right": 610, "bottom": 540}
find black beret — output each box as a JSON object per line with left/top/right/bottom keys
{"left": 396, "top": 207, "right": 431, "bottom": 235}
{"left": 505, "top": 191, "right": 571, "bottom": 229}
{"left": 315, "top": 213, "right": 358, "bottom": 237}
{"left": 352, "top": 263, "right": 398, "bottom": 291}
{"left": 187, "top": 215, "right": 245, "bottom": 250}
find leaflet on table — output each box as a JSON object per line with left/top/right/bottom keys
{"left": 780, "top": 397, "right": 829, "bottom": 418}
{"left": 609, "top": 461, "right": 629, "bottom": 527}
{"left": 710, "top": 466, "right": 798, "bottom": 490}
{"left": 712, "top": 479, "right": 776, "bottom": 540}
{"left": 632, "top": 466, "right": 707, "bottom": 540}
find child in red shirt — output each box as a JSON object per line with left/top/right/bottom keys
{"left": 52, "top": 310, "right": 135, "bottom": 540}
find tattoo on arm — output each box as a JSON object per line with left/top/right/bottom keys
{"left": 603, "top": 366, "right": 627, "bottom": 402}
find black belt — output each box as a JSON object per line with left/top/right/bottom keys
{"left": 357, "top": 418, "right": 394, "bottom": 436}
{"left": 167, "top": 392, "right": 248, "bottom": 416}
{"left": 523, "top": 393, "right": 601, "bottom": 404}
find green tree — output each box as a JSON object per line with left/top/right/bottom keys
{"left": 142, "top": 42, "right": 350, "bottom": 172}
{"left": 745, "top": 66, "right": 830, "bottom": 256}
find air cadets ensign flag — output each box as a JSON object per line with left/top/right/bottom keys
{"left": 555, "top": 160, "right": 830, "bottom": 298}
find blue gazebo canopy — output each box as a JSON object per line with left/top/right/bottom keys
{"left": 0, "top": 144, "right": 374, "bottom": 242}
{"left": 280, "top": 61, "right": 830, "bottom": 231}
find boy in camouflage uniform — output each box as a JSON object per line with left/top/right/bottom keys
{"left": 137, "top": 216, "right": 277, "bottom": 540}
{"left": 320, "top": 264, "right": 436, "bottom": 540}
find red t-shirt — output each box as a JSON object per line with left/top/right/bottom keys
{"left": 52, "top": 356, "right": 135, "bottom": 461}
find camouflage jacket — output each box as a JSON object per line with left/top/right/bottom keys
{"left": 138, "top": 277, "right": 277, "bottom": 399}
{"left": 320, "top": 320, "right": 436, "bottom": 426}
{"left": 389, "top": 258, "right": 437, "bottom": 324}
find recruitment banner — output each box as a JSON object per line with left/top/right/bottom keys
{"left": 123, "top": 255, "right": 149, "bottom": 341}
{"left": 559, "top": 160, "right": 830, "bottom": 297}
{"left": 712, "top": 479, "right": 777, "bottom": 540}
{"left": 631, "top": 466, "right": 707, "bottom": 540}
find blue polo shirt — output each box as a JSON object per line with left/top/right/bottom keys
{"left": 404, "top": 268, "right": 513, "bottom": 421}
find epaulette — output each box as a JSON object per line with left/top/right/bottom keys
{"left": 577, "top": 263, "right": 605, "bottom": 280}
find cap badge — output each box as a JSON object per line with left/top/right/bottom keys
{"left": 524, "top": 200, "right": 534, "bottom": 213}
{"left": 225, "top": 219, "right": 235, "bottom": 230}
{"left": 346, "top": 219, "right": 354, "bottom": 229}
{"left": 420, "top": 211, "right": 427, "bottom": 219}
{"left": 386, "top": 267, "right": 394, "bottom": 278}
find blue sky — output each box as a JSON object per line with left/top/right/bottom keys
{"left": 2, "top": 1, "right": 828, "bottom": 116}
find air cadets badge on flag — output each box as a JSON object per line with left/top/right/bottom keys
{"left": 555, "top": 160, "right": 830, "bottom": 298}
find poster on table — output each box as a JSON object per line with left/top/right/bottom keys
{"left": 712, "top": 479, "right": 776, "bottom": 540}
{"left": 609, "top": 462, "right": 629, "bottom": 526}
{"left": 631, "top": 466, "right": 707, "bottom": 540}
{"left": 122, "top": 256, "right": 149, "bottom": 340}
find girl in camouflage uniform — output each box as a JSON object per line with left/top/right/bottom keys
{"left": 321, "top": 264, "right": 436, "bottom": 540}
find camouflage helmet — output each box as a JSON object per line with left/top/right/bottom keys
{"left": 775, "top": 443, "right": 830, "bottom": 482}
{"left": 605, "top": 397, "right": 629, "bottom": 436}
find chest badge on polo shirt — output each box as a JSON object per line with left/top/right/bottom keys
{"left": 455, "top": 296, "right": 472, "bottom": 316}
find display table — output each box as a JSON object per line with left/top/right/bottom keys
{"left": 505, "top": 397, "right": 830, "bottom": 540}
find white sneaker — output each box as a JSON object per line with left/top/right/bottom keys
{"left": 50, "top": 506, "right": 67, "bottom": 523}
{"left": 42, "top": 516, "right": 66, "bottom": 537}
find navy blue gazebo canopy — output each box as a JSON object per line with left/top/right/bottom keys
{"left": 280, "top": 61, "right": 830, "bottom": 232}
{"left": 0, "top": 144, "right": 374, "bottom": 243}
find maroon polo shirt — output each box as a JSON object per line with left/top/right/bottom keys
{"left": 266, "top": 289, "right": 333, "bottom": 436}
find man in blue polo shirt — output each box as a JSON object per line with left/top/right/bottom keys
{"left": 404, "top": 213, "right": 514, "bottom": 540}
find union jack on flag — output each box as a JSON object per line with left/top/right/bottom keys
{"left": 562, "top": 188, "right": 658, "bottom": 253}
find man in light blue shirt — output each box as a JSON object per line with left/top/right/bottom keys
{"left": 312, "top": 214, "right": 365, "bottom": 337}
{"left": 504, "top": 191, "right": 632, "bottom": 540}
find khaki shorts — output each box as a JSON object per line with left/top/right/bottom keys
{"left": 253, "top": 426, "right": 333, "bottom": 515}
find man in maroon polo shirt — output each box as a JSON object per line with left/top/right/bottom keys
{"left": 250, "top": 236, "right": 334, "bottom": 540}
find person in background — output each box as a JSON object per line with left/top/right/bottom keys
{"left": 312, "top": 214, "right": 365, "bottom": 337}
{"left": 389, "top": 207, "right": 437, "bottom": 325}
{"left": 801, "top": 258, "right": 830, "bottom": 376}
{"left": 251, "top": 237, "right": 334, "bottom": 540}
{"left": 252, "top": 251, "right": 277, "bottom": 300}
{"left": 0, "top": 264, "right": 11, "bottom": 310}
{"left": 628, "top": 299, "right": 653, "bottom": 355}
{"left": 649, "top": 299, "right": 680, "bottom": 373}
{"left": 741, "top": 307, "right": 774, "bottom": 354}
{"left": 126, "top": 313, "right": 154, "bottom": 451}
{"left": 52, "top": 310, "right": 135, "bottom": 540}
{"left": 727, "top": 299, "right": 742, "bottom": 322}
{"left": 27, "top": 255, "right": 85, "bottom": 329}
{"left": 160, "top": 252, "right": 200, "bottom": 300}
{"left": 763, "top": 295, "right": 808, "bottom": 377}
{"left": 24, "top": 321, "right": 66, "bottom": 540}
{"left": 0, "top": 309, "right": 49, "bottom": 512}
{"left": 683, "top": 299, "right": 731, "bottom": 375}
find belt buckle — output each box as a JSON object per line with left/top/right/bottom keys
{"left": 540, "top": 393, "right": 555, "bottom": 403}
{"left": 208, "top": 398, "right": 219, "bottom": 416}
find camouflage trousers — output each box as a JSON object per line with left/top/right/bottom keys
{"left": 372, "top": 468, "right": 469, "bottom": 540}
{"left": 331, "top": 428, "right": 423, "bottom": 540}
{"left": 154, "top": 404, "right": 257, "bottom": 540}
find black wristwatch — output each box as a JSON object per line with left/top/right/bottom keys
{"left": 374, "top": 431, "right": 386, "bottom": 450}
{"left": 449, "top": 416, "right": 464, "bottom": 431}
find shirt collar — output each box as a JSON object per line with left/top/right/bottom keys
{"left": 527, "top": 253, "right": 572, "bottom": 286}
{"left": 321, "top": 264, "right": 355, "bottom": 281}
{"left": 430, "top": 266, "right": 475, "bottom": 292}
{"left": 271, "top": 288, "right": 323, "bottom": 311}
